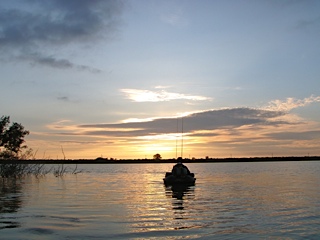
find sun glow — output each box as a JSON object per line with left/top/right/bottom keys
{"left": 120, "top": 88, "right": 211, "bottom": 102}
{"left": 138, "top": 133, "right": 180, "bottom": 141}
{"left": 140, "top": 144, "right": 175, "bottom": 158}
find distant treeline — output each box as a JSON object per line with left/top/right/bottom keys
{"left": 1, "top": 156, "right": 319, "bottom": 164}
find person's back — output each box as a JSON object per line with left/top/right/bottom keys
{"left": 172, "top": 163, "right": 180, "bottom": 176}
{"left": 172, "top": 162, "right": 189, "bottom": 177}
{"left": 181, "top": 166, "right": 188, "bottom": 176}
{"left": 182, "top": 165, "right": 190, "bottom": 175}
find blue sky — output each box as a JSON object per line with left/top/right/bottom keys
{"left": 1, "top": 0, "right": 320, "bottom": 159}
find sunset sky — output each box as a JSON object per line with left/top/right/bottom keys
{"left": 1, "top": 0, "right": 320, "bottom": 159}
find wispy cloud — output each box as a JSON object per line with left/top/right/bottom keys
{"left": 161, "top": 12, "right": 187, "bottom": 27}
{"left": 295, "top": 15, "right": 320, "bottom": 30}
{"left": 120, "top": 88, "right": 212, "bottom": 102}
{"left": 57, "top": 96, "right": 70, "bottom": 102}
{"left": 21, "top": 53, "right": 101, "bottom": 72}
{"left": 160, "top": 6, "right": 188, "bottom": 27}
{"left": 0, "top": 0, "right": 124, "bottom": 71}
{"left": 265, "top": 95, "right": 320, "bottom": 111}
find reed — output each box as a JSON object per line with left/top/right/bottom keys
{"left": 0, "top": 146, "right": 82, "bottom": 178}
{"left": 0, "top": 163, "right": 81, "bottom": 178}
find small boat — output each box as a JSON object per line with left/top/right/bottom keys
{"left": 163, "top": 172, "right": 196, "bottom": 185}
{"left": 164, "top": 119, "right": 196, "bottom": 185}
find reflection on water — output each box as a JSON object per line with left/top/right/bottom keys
{"left": 167, "top": 184, "right": 195, "bottom": 200}
{"left": 165, "top": 184, "right": 195, "bottom": 212}
{"left": 165, "top": 184, "right": 196, "bottom": 231}
{"left": 0, "top": 162, "right": 319, "bottom": 239}
{"left": 0, "top": 179, "right": 23, "bottom": 229}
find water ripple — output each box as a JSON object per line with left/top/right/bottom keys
{"left": 0, "top": 162, "right": 319, "bottom": 239}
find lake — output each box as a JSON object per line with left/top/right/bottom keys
{"left": 1, "top": 161, "right": 320, "bottom": 239}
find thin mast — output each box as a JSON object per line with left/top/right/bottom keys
{"left": 176, "top": 118, "right": 178, "bottom": 159}
{"left": 181, "top": 117, "right": 183, "bottom": 158}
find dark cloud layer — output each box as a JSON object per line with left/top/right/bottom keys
{"left": 0, "top": 0, "right": 124, "bottom": 70}
{"left": 79, "top": 108, "right": 287, "bottom": 137}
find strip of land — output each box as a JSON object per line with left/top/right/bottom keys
{"left": 0, "top": 156, "right": 319, "bottom": 164}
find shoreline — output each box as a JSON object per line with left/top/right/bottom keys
{"left": 1, "top": 156, "right": 319, "bottom": 164}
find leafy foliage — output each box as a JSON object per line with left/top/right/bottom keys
{"left": 0, "top": 116, "right": 83, "bottom": 178}
{"left": 0, "top": 116, "right": 29, "bottom": 158}
{"left": 153, "top": 153, "right": 162, "bottom": 160}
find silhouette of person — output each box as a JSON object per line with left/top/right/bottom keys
{"left": 172, "top": 161, "right": 190, "bottom": 177}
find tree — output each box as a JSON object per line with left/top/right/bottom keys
{"left": 0, "top": 116, "right": 29, "bottom": 158}
{"left": 153, "top": 153, "right": 162, "bottom": 160}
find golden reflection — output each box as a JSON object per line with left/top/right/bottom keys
{"left": 164, "top": 184, "right": 196, "bottom": 224}
{"left": 120, "top": 171, "right": 172, "bottom": 232}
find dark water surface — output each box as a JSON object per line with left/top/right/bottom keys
{"left": 1, "top": 161, "right": 320, "bottom": 239}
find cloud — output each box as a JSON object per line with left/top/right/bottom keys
{"left": 59, "top": 140, "right": 114, "bottom": 145}
{"left": 295, "top": 15, "right": 320, "bottom": 30}
{"left": 0, "top": 0, "right": 124, "bottom": 70}
{"left": 47, "top": 96, "right": 319, "bottom": 137}
{"left": 21, "top": 53, "right": 101, "bottom": 72}
{"left": 161, "top": 11, "right": 187, "bottom": 27}
{"left": 73, "top": 108, "right": 287, "bottom": 138}
{"left": 56, "top": 95, "right": 81, "bottom": 104}
{"left": 44, "top": 102, "right": 320, "bottom": 157}
{"left": 57, "top": 96, "right": 69, "bottom": 102}
{"left": 120, "top": 88, "right": 212, "bottom": 102}
{"left": 160, "top": 5, "right": 188, "bottom": 27}
{"left": 266, "top": 130, "right": 320, "bottom": 141}
{"left": 265, "top": 95, "right": 320, "bottom": 111}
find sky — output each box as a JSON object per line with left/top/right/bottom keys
{"left": 1, "top": 0, "right": 320, "bottom": 160}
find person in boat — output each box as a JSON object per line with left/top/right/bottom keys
{"left": 164, "top": 158, "right": 195, "bottom": 184}
{"left": 172, "top": 161, "right": 191, "bottom": 178}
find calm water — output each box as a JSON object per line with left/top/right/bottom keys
{"left": 1, "top": 161, "right": 320, "bottom": 239}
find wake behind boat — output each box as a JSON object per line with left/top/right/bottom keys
{"left": 163, "top": 161, "right": 196, "bottom": 185}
